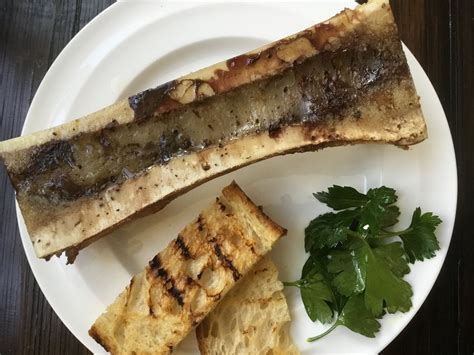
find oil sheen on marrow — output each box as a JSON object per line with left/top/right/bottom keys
{"left": 0, "top": 0, "right": 427, "bottom": 262}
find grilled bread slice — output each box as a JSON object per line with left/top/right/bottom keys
{"left": 89, "top": 182, "right": 287, "bottom": 354}
{"left": 0, "top": 0, "right": 426, "bottom": 262}
{"left": 196, "top": 256, "right": 299, "bottom": 355}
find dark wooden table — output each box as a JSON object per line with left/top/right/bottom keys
{"left": 0, "top": 1, "right": 472, "bottom": 354}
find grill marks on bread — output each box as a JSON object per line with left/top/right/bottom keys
{"left": 211, "top": 239, "right": 242, "bottom": 281}
{"left": 148, "top": 255, "right": 185, "bottom": 307}
{"left": 89, "top": 182, "right": 286, "bottom": 354}
{"left": 175, "top": 235, "right": 192, "bottom": 259}
{"left": 146, "top": 199, "right": 253, "bottom": 309}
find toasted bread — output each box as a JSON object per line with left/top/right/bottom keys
{"left": 89, "top": 182, "right": 286, "bottom": 354}
{"left": 196, "top": 256, "right": 299, "bottom": 355}
{"left": 0, "top": 0, "right": 426, "bottom": 262}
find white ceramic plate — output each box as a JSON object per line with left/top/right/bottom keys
{"left": 18, "top": 1, "right": 457, "bottom": 354}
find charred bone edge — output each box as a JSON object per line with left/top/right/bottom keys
{"left": 0, "top": 0, "right": 388, "bottom": 154}
{"left": 0, "top": 0, "right": 427, "bottom": 262}
{"left": 88, "top": 181, "right": 287, "bottom": 354}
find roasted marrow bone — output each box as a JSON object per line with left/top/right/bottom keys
{"left": 0, "top": 0, "right": 427, "bottom": 261}
{"left": 89, "top": 182, "right": 287, "bottom": 354}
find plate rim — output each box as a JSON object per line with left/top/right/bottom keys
{"left": 16, "top": 1, "right": 458, "bottom": 354}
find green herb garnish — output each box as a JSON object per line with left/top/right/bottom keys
{"left": 284, "top": 185, "right": 442, "bottom": 341}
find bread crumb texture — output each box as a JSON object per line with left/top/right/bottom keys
{"left": 196, "top": 257, "right": 299, "bottom": 355}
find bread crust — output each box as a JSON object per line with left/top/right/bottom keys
{"left": 89, "top": 182, "right": 286, "bottom": 354}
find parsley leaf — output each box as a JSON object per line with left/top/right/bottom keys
{"left": 358, "top": 187, "right": 398, "bottom": 236}
{"left": 327, "top": 248, "right": 367, "bottom": 297}
{"left": 312, "top": 185, "right": 399, "bottom": 237}
{"left": 337, "top": 294, "right": 381, "bottom": 338}
{"left": 305, "top": 210, "right": 359, "bottom": 252}
{"left": 372, "top": 242, "right": 410, "bottom": 277}
{"left": 307, "top": 294, "right": 381, "bottom": 342}
{"left": 362, "top": 242, "right": 413, "bottom": 315}
{"left": 366, "top": 186, "right": 398, "bottom": 206}
{"left": 285, "top": 257, "right": 335, "bottom": 324}
{"left": 400, "top": 208, "right": 442, "bottom": 263}
{"left": 300, "top": 279, "right": 334, "bottom": 324}
{"left": 314, "top": 185, "right": 368, "bottom": 210}
{"left": 380, "top": 205, "right": 401, "bottom": 228}
{"left": 291, "top": 185, "right": 441, "bottom": 342}
{"left": 327, "top": 240, "right": 412, "bottom": 315}
{"left": 307, "top": 253, "right": 348, "bottom": 312}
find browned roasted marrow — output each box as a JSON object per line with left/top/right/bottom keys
{"left": 0, "top": 0, "right": 426, "bottom": 262}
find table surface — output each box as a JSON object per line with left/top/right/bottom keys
{"left": 0, "top": 0, "right": 472, "bottom": 354}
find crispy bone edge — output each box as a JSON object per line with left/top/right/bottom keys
{"left": 88, "top": 181, "right": 287, "bottom": 354}
{"left": 0, "top": 0, "right": 395, "bottom": 155}
{"left": 0, "top": 0, "right": 427, "bottom": 262}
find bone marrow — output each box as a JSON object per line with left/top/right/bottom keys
{"left": 14, "top": 47, "right": 407, "bottom": 205}
{"left": 0, "top": 0, "right": 427, "bottom": 262}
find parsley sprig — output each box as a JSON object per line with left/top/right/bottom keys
{"left": 284, "top": 185, "right": 442, "bottom": 341}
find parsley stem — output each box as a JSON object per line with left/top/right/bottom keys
{"left": 378, "top": 227, "right": 413, "bottom": 238}
{"left": 282, "top": 280, "right": 298, "bottom": 287}
{"left": 307, "top": 321, "right": 339, "bottom": 342}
